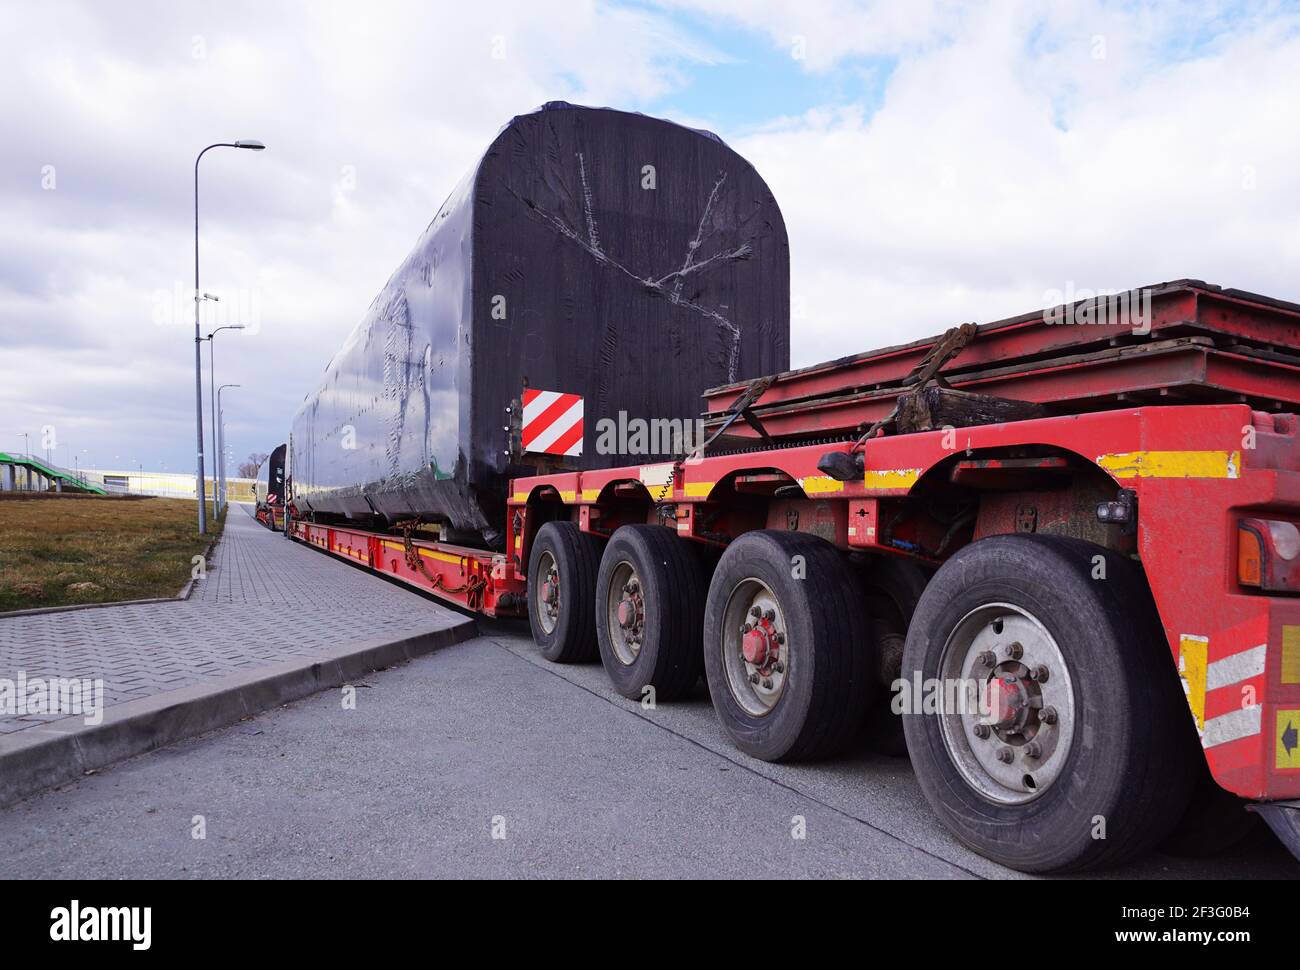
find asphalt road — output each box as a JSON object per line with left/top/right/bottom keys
{"left": 0, "top": 620, "right": 1294, "bottom": 879}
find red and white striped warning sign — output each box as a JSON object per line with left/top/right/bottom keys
{"left": 522, "top": 388, "right": 584, "bottom": 457}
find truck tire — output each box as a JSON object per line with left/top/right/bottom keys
{"left": 703, "top": 530, "right": 873, "bottom": 762}
{"left": 528, "top": 521, "right": 602, "bottom": 664}
{"left": 901, "top": 534, "right": 1198, "bottom": 873}
{"left": 860, "top": 557, "right": 930, "bottom": 757}
{"left": 595, "top": 526, "right": 705, "bottom": 702}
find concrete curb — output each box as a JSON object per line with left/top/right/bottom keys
{"left": 0, "top": 620, "right": 478, "bottom": 807}
{"left": 0, "top": 595, "right": 185, "bottom": 620}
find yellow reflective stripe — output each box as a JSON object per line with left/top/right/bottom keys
{"left": 801, "top": 475, "right": 844, "bottom": 495}
{"left": 683, "top": 481, "right": 714, "bottom": 498}
{"left": 1283, "top": 626, "right": 1300, "bottom": 685}
{"left": 1179, "top": 634, "right": 1209, "bottom": 734}
{"left": 863, "top": 468, "right": 922, "bottom": 490}
{"left": 581, "top": 488, "right": 601, "bottom": 502}
{"left": 511, "top": 488, "right": 580, "bottom": 502}
{"left": 419, "top": 548, "right": 465, "bottom": 566}
{"left": 1097, "top": 450, "right": 1241, "bottom": 480}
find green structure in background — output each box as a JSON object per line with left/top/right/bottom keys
{"left": 0, "top": 451, "right": 108, "bottom": 495}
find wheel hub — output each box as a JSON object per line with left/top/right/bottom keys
{"left": 722, "top": 583, "right": 788, "bottom": 716}
{"left": 985, "top": 672, "right": 1034, "bottom": 734}
{"left": 937, "top": 605, "right": 1076, "bottom": 804}
{"left": 741, "top": 613, "right": 784, "bottom": 679}
{"left": 605, "top": 563, "right": 645, "bottom": 666}
{"left": 535, "top": 551, "right": 561, "bottom": 635}
{"left": 741, "top": 627, "right": 772, "bottom": 665}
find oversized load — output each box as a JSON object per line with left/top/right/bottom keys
{"left": 253, "top": 444, "right": 286, "bottom": 508}
{"left": 288, "top": 102, "right": 789, "bottom": 546}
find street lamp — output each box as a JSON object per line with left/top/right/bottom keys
{"left": 193, "top": 139, "right": 265, "bottom": 534}
{"left": 206, "top": 322, "right": 245, "bottom": 518}
{"left": 217, "top": 384, "right": 240, "bottom": 516}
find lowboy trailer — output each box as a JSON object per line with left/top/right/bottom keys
{"left": 289, "top": 280, "right": 1300, "bottom": 872}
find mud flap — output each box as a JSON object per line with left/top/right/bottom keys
{"left": 1248, "top": 800, "right": 1300, "bottom": 861}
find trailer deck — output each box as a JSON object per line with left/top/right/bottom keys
{"left": 291, "top": 518, "right": 524, "bottom": 617}
{"left": 288, "top": 278, "right": 1300, "bottom": 871}
{"left": 702, "top": 280, "right": 1300, "bottom": 443}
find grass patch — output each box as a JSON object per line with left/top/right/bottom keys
{"left": 0, "top": 495, "right": 224, "bottom": 613}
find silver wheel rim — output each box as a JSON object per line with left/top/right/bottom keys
{"left": 936, "top": 602, "right": 1076, "bottom": 805}
{"left": 720, "top": 579, "right": 788, "bottom": 717}
{"left": 605, "top": 560, "right": 644, "bottom": 666}
{"left": 535, "top": 550, "right": 560, "bottom": 635}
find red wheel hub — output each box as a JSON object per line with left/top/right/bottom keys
{"left": 742, "top": 627, "right": 773, "bottom": 666}
{"left": 986, "top": 675, "right": 1029, "bottom": 731}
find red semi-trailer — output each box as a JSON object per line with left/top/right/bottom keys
{"left": 288, "top": 279, "right": 1300, "bottom": 872}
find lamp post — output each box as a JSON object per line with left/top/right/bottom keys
{"left": 217, "top": 384, "right": 240, "bottom": 517}
{"left": 193, "top": 139, "right": 265, "bottom": 534}
{"left": 206, "top": 323, "right": 245, "bottom": 519}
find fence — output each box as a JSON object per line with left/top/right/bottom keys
{"left": 84, "top": 470, "right": 256, "bottom": 502}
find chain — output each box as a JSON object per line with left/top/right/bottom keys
{"left": 396, "top": 519, "right": 488, "bottom": 609}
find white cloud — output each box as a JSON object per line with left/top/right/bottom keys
{"left": 721, "top": 0, "right": 1300, "bottom": 363}
{"left": 2, "top": 0, "right": 1299, "bottom": 474}
{"left": 0, "top": 0, "right": 723, "bottom": 471}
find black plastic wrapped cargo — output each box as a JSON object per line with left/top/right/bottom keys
{"left": 266, "top": 444, "right": 285, "bottom": 506}
{"left": 253, "top": 443, "right": 285, "bottom": 507}
{"left": 289, "top": 102, "right": 789, "bottom": 547}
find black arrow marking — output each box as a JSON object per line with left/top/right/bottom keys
{"left": 1284, "top": 720, "right": 1299, "bottom": 756}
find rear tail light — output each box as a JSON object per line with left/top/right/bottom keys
{"left": 1239, "top": 527, "right": 1262, "bottom": 586}
{"left": 1238, "top": 518, "right": 1300, "bottom": 592}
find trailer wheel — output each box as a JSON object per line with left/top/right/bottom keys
{"left": 595, "top": 526, "right": 705, "bottom": 702}
{"left": 902, "top": 534, "right": 1198, "bottom": 873}
{"left": 528, "top": 521, "right": 602, "bottom": 664}
{"left": 703, "top": 530, "right": 872, "bottom": 762}
{"left": 860, "top": 557, "right": 930, "bottom": 757}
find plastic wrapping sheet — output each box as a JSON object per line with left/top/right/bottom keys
{"left": 289, "top": 102, "right": 789, "bottom": 545}
{"left": 252, "top": 443, "right": 285, "bottom": 506}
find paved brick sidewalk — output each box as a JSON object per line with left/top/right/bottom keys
{"left": 0, "top": 505, "right": 471, "bottom": 734}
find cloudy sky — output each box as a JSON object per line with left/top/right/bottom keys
{"left": 2, "top": 0, "right": 1298, "bottom": 476}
